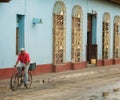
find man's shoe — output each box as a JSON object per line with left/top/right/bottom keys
{"left": 24, "top": 83, "right": 28, "bottom": 88}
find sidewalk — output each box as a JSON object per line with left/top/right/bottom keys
{"left": 0, "top": 64, "right": 120, "bottom": 92}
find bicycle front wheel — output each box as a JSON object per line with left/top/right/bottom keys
{"left": 10, "top": 74, "right": 19, "bottom": 91}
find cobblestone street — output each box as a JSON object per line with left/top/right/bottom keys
{"left": 1, "top": 65, "right": 120, "bottom": 100}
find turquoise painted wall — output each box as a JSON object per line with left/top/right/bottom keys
{"left": 87, "top": 0, "right": 120, "bottom": 60}
{"left": 24, "top": 0, "right": 88, "bottom": 64}
{"left": 0, "top": 0, "right": 26, "bottom": 68}
{"left": 0, "top": 0, "right": 120, "bottom": 68}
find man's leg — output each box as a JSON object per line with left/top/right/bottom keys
{"left": 17, "top": 67, "right": 22, "bottom": 76}
{"left": 24, "top": 63, "right": 30, "bottom": 84}
{"left": 17, "top": 63, "right": 24, "bottom": 76}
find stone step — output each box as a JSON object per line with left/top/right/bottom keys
{"left": 87, "top": 64, "right": 96, "bottom": 68}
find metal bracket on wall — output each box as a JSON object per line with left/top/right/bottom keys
{"left": 32, "top": 18, "right": 43, "bottom": 24}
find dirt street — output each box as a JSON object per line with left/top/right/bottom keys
{"left": 1, "top": 67, "right": 120, "bottom": 100}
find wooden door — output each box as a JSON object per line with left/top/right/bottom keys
{"left": 87, "top": 14, "right": 92, "bottom": 63}
{"left": 87, "top": 14, "right": 97, "bottom": 64}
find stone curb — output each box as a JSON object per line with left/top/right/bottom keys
{"left": 33, "top": 66, "right": 120, "bottom": 86}
{"left": 33, "top": 71, "right": 97, "bottom": 84}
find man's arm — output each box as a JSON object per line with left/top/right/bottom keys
{"left": 14, "top": 55, "right": 20, "bottom": 67}
{"left": 14, "top": 60, "right": 19, "bottom": 67}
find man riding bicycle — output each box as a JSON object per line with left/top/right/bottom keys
{"left": 14, "top": 48, "right": 30, "bottom": 87}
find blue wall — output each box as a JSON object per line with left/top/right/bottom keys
{"left": 24, "top": 0, "right": 88, "bottom": 64}
{"left": 0, "top": 0, "right": 120, "bottom": 68}
{"left": 87, "top": 0, "right": 120, "bottom": 60}
{"left": 0, "top": 0, "right": 25, "bottom": 68}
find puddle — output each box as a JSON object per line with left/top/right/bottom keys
{"left": 88, "top": 88, "right": 120, "bottom": 100}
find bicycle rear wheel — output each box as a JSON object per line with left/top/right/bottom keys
{"left": 24, "top": 72, "right": 32, "bottom": 89}
{"left": 10, "top": 74, "right": 19, "bottom": 91}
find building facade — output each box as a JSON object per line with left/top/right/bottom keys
{"left": 0, "top": 0, "right": 120, "bottom": 79}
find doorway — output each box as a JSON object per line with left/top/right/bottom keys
{"left": 87, "top": 14, "right": 97, "bottom": 66}
{"left": 16, "top": 15, "right": 25, "bottom": 55}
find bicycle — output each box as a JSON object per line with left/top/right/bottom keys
{"left": 10, "top": 63, "right": 36, "bottom": 91}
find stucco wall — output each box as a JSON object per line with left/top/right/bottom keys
{"left": 0, "top": 0, "right": 120, "bottom": 68}
{"left": 87, "top": 0, "right": 120, "bottom": 60}
{"left": 0, "top": 0, "right": 26, "bottom": 68}
{"left": 24, "top": 0, "right": 88, "bottom": 65}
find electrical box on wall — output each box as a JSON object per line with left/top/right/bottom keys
{"left": 32, "top": 18, "right": 43, "bottom": 24}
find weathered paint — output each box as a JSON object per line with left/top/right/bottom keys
{"left": 0, "top": 0, "right": 120, "bottom": 69}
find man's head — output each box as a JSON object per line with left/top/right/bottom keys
{"left": 20, "top": 48, "right": 25, "bottom": 54}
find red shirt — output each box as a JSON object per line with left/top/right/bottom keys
{"left": 17, "top": 52, "right": 30, "bottom": 63}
